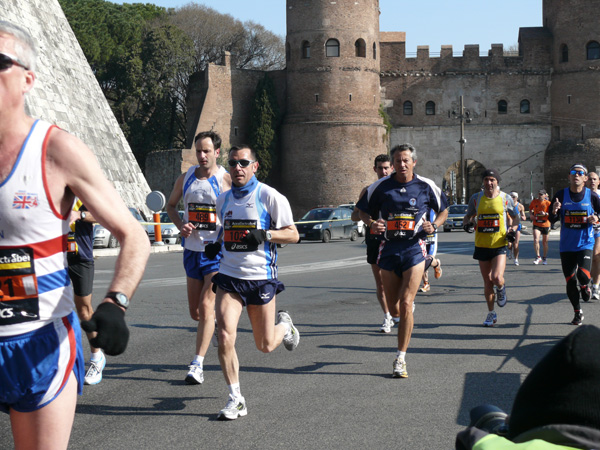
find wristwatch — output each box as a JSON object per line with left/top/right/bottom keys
{"left": 265, "top": 230, "right": 273, "bottom": 241}
{"left": 432, "top": 223, "right": 438, "bottom": 232}
{"left": 80, "top": 211, "right": 86, "bottom": 221}
{"left": 105, "top": 291, "right": 129, "bottom": 310}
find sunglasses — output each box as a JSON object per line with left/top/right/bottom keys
{"left": 570, "top": 170, "right": 586, "bottom": 176}
{"left": 228, "top": 159, "right": 255, "bottom": 168}
{"left": 0, "top": 52, "right": 29, "bottom": 72}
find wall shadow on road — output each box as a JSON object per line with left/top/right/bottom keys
{"left": 76, "top": 397, "right": 218, "bottom": 418}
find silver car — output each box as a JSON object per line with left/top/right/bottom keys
{"left": 148, "top": 211, "right": 184, "bottom": 245}
{"left": 93, "top": 207, "right": 148, "bottom": 248}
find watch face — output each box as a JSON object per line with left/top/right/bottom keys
{"left": 109, "top": 292, "right": 129, "bottom": 308}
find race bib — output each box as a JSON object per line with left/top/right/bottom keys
{"left": 224, "top": 219, "right": 258, "bottom": 252}
{"left": 477, "top": 214, "right": 500, "bottom": 233}
{"left": 564, "top": 210, "right": 588, "bottom": 229}
{"left": 188, "top": 203, "right": 217, "bottom": 231}
{"left": 0, "top": 247, "right": 40, "bottom": 325}
{"left": 385, "top": 213, "right": 415, "bottom": 241}
{"left": 67, "top": 235, "right": 78, "bottom": 254}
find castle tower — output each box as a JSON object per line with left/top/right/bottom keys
{"left": 544, "top": 0, "right": 600, "bottom": 141}
{"left": 281, "top": 0, "right": 387, "bottom": 216}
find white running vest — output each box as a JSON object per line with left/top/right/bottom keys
{"left": 0, "top": 120, "right": 74, "bottom": 337}
{"left": 216, "top": 182, "right": 294, "bottom": 280}
{"left": 182, "top": 165, "right": 227, "bottom": 252}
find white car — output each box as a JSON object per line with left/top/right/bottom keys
{"left": 148, "top": 211, "right": 184, "bottom": 245}
{"left": 93, "top": 207, "right": 148, "bottom": 248}
{"left": 338, "top": 203, "right": 365, "bottom": 236}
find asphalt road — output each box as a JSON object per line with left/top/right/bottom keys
{"left": 2, "top": 230, "right": 593, "bottom": 449}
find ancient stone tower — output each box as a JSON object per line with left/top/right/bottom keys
{"left": 0, "top": 0, "right": 151, "bottom": 210}
{"left": 281, "top": 0, "right": 387, "bottom": 216}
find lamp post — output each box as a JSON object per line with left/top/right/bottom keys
{"left": 452, "top": 96, "right": 471, "bottom": 204}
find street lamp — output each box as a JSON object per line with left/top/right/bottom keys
{"left": 452, "top": 95, "right": 471, "bottom": 204}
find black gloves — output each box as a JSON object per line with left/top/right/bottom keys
{"left": 506, "top": 229, "right": 517, "bottom": 243}
{"left": 463, "top": 223, "right": 475, "bottom": 233}
{"left": 81, "top": 302, "right": 129, "bottom": 356}
{"left": 204, "top": 242, "right": 222, "bottom": 259}
{"left": 242, "top": 229, "right": 267, "bottom": 246}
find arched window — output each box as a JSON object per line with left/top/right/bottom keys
{"left": 587, "top": 41, "right": 600, "bottom": 60}
{"left": 520, "top": 99, "right": 530, "bottom": 114}
{"left": 286, "top": 42, "right": 290, "bottom": 62}
{"left": 403, "top": 101, "right": 413, "bottom": 116}
{"left": 560, "top": 43, "right": 568, "bottom": 63}
{"left": 426, "top": 101, "right": 436, "bottom": 115}
{"left": 498, "top": 100, "right": 508, "bottom": 114}
{"left": 355, "top": 38, "right": 366, "bottom": 58}
{"left": 373, "top": 42, "right": 377, "bottom": 59}
{"left": 302, "top": 41, "right": 310, "bottom": 59}
{"left": 326, "top": 39, "right": 340, "bottom": 57}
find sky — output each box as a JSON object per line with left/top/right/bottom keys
{"left": 118, "top": 0, "right": 543, "bottom": 54}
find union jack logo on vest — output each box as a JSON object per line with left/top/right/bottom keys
{"left": 12, "top": 191, "right": 39, "bottom": 209}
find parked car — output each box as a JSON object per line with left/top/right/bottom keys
{"left": 296, "top": 207, "right": 359, "bottom": 243}
{"left": 148, "top": 211, "right": 184, "bottom": 245}
{"left": 443, "top": 204, "right": 469, "bottom": 232}
{"left": 93, "top": 207, "right": 148, "bottom": 248}
{"left": 338, "top": 203, "right": 365, "bottom": 236}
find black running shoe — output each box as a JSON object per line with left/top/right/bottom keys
{"left": 581, "top": 285, "right": 591, "bottom": 302}
{"left": 571, "top": 311, "right": 584, "bottom": 326}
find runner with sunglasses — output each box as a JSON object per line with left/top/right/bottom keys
{"left": 549, "top": 164, "right": 600, "bottom": 325}
{"left": 166, "top": 131, "right": 231, "bottom": 385}
{"left": 0, "top": 21, "right": 150, "bottom": 449}
{"left": 209, "top": 145, "right": 300, "bottom": 420}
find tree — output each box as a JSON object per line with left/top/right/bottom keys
{"left": 249, "top": 74, "right": 280, "bottom": 183}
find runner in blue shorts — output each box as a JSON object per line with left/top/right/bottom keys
{"left": 357, "top": 143, "right": 448, "bottom": 379}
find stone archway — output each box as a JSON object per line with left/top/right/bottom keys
{"left": 442, "top": 159, "right": 487, "bottom": 204}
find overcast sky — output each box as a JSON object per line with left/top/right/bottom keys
{"left": 117, "top": 0, "right": 543, "bottom": 54}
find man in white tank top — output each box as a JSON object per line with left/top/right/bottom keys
{"left": 166, "top": 131, "right": 231, "bottom": 385}
{"left": 210, "top": 145, "right": 300, "bottom": 420}
{"left": 0, "top": 21, "right": 150, "bottom": 449}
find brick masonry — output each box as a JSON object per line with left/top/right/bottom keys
{"left": 0, "top": 0, "right": 151, "bottom": 212}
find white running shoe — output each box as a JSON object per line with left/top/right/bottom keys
{"left": 380, "top": 316, "right": 393, "bottom": 333}
{"left": 185, "top": 362, "right": 204, "bottom": 385}
{"left": 278, "top": 310, "right": 300, "bottom": 351}
{"left": 217, "top": 395, "right": 247, "bottom": 420}
{"left": 514, "top": 259, "right": 519, "bottom": 266}
{"left": 392, "top": 358, "right": 408, "bottom": 378}
{"left": 533, "top": 256, "right": 542, "bottom": 265}
{"left": 542, "top": 258, "right": 548, "bottom": 265}
{"left": 593, "top": 286, "right": 600, "bottom": 300}
{"left": 84, "top": 351, "right": 106, "bottom": 385}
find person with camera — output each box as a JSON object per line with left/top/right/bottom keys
{"left": 462, "top": 169, "right": 519, "bottom": 327}
{"left": 456, "top": 325, "right": 600, "bottom": 449}
{"left": 548, "top": 164, "right": 600, "bottom": 326}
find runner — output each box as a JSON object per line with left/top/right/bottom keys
{"left": 357, "top": 143, "right": 448, "bottom": 378}
{"left": 419, "top": 208, "right": 443, "bottom": 292}
{"left": 166, "top": 131, "right": 231, "bottom": 385}
{"left": 586, "top": 172, "right": 600, "bottom": 299}
{"left": 529, "top": 189, "right": 551, "bottom": 265}
{"left": 463, "top": 169, "right": 519, "bottom": 327}
{"left": 508, "top": 192, "right": 526, "bottom": 266}
{"left": 549, "top": 164, "right": 600, "bottom": 325}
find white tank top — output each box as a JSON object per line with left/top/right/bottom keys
{"left": 0, "top": 120, "right": 74, "bottom": 337}
{"left": 182, "top": 165, "right": 227, "bottom": 252}
{"left": 216, "top": 182, "right": 295, "bottom": 280}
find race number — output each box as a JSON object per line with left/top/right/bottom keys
{"left": 224, "top": 219, "right": 258, "bottom": 252}
{"left": 0, "top": 247, "right": 40, "bottom": 325}
{"left": 385, "top": 213, "right": 415, "bottom": 241}
{"left": 477, "top": 214, "right": 500, "bottom": 233}
{"left": 188, "top": 203, "right": 217, "bottom": 230}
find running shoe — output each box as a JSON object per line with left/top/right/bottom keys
{"left": 392, "top": 358, "right": 408, "bottom": 378}
{"left": 419, "top": 283, "right": 430, "bottom": 292}
{"left": 593, "top": 286, "right": 600, "bottom": 300}
{"left": 380, "top": 316, "right": 393, "bottom": 333}
{"left": 581, "top": 285, "right": 591, "bottom": 302}
{"left": 84, "top": 351, "right": 106, "bottom": 385}
{"left": 495, "top": 285, "right": 507, "bottom": 307}
{"left": 514, "top": 259, "right": 519, "bottom": 266}
{"left": 542, "top": 258, "right": 547, "bottom": 265}
{"left": 185, "top": 362, "right": 204, "bottom": 385}
{"left": 434, "top": 261, "right": 442, "bottom": 279}
{"left": 211, "top": 319, "right": 218, "bottom": 347}
{"left": 533, "top": 256, "right": 542, "bottom": 265}
{"left": 217, "top": 395, "right": 247, "bottom": 420}
{"left": 277, "top": 310, "right": 300, "bottom": 351}
{"left": 483, "top": 311, "right": 497, "bottom": 327}
{"left": 571, "top": 311, "right": 584, "bottom": 326}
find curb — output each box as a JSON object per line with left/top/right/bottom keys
{"left": 94, "top": 243, "right": 183, "bottom": 258}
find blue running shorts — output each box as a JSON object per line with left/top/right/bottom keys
{"left": 212, "top": 273, "right": 285, "bottom": 306}
{"left": 378, "top": 240, "right": 427, "bottom": 277}
{"left": 0, "top": 311, "right": 84, "bottom": 413}
{"left": 184, "top": 248, "right": 221, "bottom": 280}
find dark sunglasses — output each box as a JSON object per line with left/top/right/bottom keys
{"left": 228, "top": 159, "right": 255, "bottom": 168}
{"left": 0, "top": 52, "right": 29, "bottom": 71}
{"left": 570, "top": 170, "right": 586, "bottom": 176}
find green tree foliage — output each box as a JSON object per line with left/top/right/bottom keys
{"left": 249, "top": 75, "right": 280, "bottom": 182}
